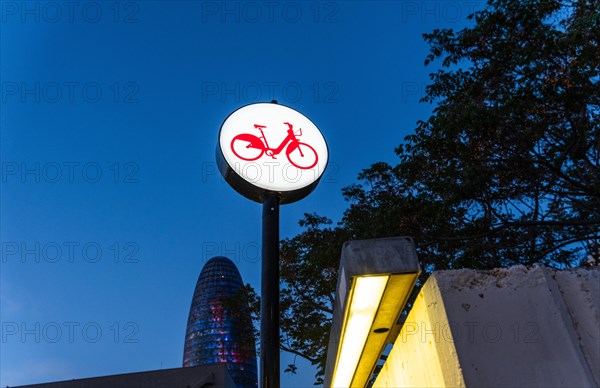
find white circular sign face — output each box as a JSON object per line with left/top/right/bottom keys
{"left": 219, "top": 103, "right": 328, "bottom": 194}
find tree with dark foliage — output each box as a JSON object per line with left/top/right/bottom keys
{"left": 241, "top": 0, "right": 599, "bottom": 384}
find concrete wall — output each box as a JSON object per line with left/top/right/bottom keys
{"left": 374, "top": 265, "right": 599, "bottom": 387}
{"left": 372, "top": 275, "right": 466, "bottom": 387}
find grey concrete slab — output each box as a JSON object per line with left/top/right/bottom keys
{"left": 375, "top": 265, "right": 599, "bottom": 388}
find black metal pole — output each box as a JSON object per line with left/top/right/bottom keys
{"left": 261, "top": 192, "right": 280, "bottom": 388}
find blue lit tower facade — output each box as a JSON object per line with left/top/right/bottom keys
{"left": 183, "top": 256, "right": 258, "bottom": 388}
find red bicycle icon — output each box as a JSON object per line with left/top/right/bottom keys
{"left": 230, "top": 122, "right": 319, "bottom": 169}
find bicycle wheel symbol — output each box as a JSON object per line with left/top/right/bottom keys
{"left": 287, "top": 142, "right": 318, "bottom": 169}
{"left": 231, "top": 134, "right": 265, "bottom": 161}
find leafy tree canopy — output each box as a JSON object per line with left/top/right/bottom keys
{"left": 244, "top": 0, "right": 599, "bottom": 384}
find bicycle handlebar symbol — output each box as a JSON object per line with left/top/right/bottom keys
{"left": 230, "top": 122, "right": 319, "bottom": 169}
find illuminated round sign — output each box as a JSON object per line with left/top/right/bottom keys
{"left": 216, "top": 102, "right": 328, "bottom": 204}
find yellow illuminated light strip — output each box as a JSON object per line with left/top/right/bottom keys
{"left": 331, "top": 275, "right": 389, "bottom": 388}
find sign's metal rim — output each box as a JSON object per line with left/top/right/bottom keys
{"left": 216, "top": 101, "right": 329, "bottom": 204}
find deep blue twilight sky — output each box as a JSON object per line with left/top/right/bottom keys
{"left": 1, "top": 1, "right": 483, "bottom": 386}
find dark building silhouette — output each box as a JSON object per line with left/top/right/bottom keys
{"left": 15, "top": 365, "right": 236, "bottom": 388}
{"left": 183, "top": 256, "right": 258, "bottom": 388}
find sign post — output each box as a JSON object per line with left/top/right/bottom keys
{"left": 261, "top": 191, "right": 279, "bottom": 388}
{"left": 217, "top": 101, "right": 328, "bottom": 388}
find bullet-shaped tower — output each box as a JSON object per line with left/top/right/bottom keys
{"left": 183, "top": 256, "right": 258, "bottom": 387}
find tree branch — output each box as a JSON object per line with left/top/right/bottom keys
{"left": 279, "top": 343, "right": 318, "bottom": 364}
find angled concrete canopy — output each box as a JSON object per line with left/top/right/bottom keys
{"left": 373, "top": 265, "right": 600, "bottom": 387}
{"left": 323, "top": 237, "right": 421, "bottom": 387}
